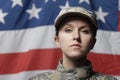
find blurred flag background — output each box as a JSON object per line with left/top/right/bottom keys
{"left": 0, "top": 0, "right": 120, "bottom": 80}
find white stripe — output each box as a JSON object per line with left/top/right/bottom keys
{"left": 0, "top": 70, "right": 119, "bottom": 80}
{"left": 0, "top": 70, "right": 52, "bottom": 80}
{"left": 115, "top": 76, "right": 120, "bottom": 80}
{"left": 0, "top": 25, "right": 56, "bottom": 53}
{"left": 92, "top": 30, "right": 120, "bottom": 55}
{"left": 118, "top": 0, "right": 120, "bottom": 11}
{"left": 0, "top": 25, "right": 120, "bottom": 54}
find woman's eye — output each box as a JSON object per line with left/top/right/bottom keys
{"left": 65, "top": 28, "right": 72, "bottom": 32}
{"left": 82, "top": 30, "right": 90, "bottom": 34}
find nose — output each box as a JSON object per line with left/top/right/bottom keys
{"left": 73, "top": 30, "right": 81, "bottom": 42}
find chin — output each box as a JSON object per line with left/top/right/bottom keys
{"left": 68, "top": 56, "right": 84, "bottom": 61}
{"left": 68, "top": 53, "right": 84, "bottom": 59}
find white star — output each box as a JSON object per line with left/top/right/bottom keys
{"left": 0, "top": 9, "right": 8, "bottom": 24}
{"left": 59, "top": 1, "right": 70, "bottom": 9}
{"left": 45, "top": 0, "right": 56, "bottom": 3}
{"left": 45, "top": 0, "right": 49, "bottom": 3}
{"left": 79, "top": 0, "right": 90, "bottom": 4}
{"left": 26, "top": 4, "right": 42, "bottom": 20}
{"left": 11, "top": 0, "right": 23, "bottom": 8}
{"left": 53, "top": 0, "right": 56, "bottom": 2}
{"left": 95, "top": 7, "right": 109, "bottom": 23}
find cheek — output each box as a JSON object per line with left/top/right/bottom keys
{"left": 59, "top": 36, "right": 68, "bottom": 45}
{"left": 81, "top": 36, "right": 93, "bottom": 47}
{"left": 58, "top": 34, "right": 71, "bottom": 47}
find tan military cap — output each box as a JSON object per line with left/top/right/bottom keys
{"left": 55, "top": 7, "right": 98, "bottom": 29}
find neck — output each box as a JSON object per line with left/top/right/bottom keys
{"left": 62, "top": 56, "right": 87, "bottom": 69}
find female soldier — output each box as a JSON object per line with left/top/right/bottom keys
{"left": 29, "top": 7, "right": 117, "bottom": 80}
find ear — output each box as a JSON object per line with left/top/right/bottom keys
{"left": 90, "top": 37, "right": 96, "bottom": 49}
{"left": 54, "top": 36, "right": 60, "bottom": 48}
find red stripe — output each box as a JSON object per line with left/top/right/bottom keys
{"left": 0, "top": 49, "right": 120, "bottom": 76}
{"left": 0, "top": 49, "right": 62, "bottom": 74}
{"left": 119, "top": 11, "right": 120, "bottom": 31}
{"left": 87, "top": 52, "right": 120, "bottom": 76}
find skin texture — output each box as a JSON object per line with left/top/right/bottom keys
{"left": 55, "top": 18, "right": 96, "bottom": 69}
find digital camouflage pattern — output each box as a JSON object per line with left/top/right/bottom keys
{"left": 29, "top": 60, "right": 117, "bottom": 80}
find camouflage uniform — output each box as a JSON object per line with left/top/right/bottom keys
{"left": 29, "top": 60, "right": 117, "bottom": 80}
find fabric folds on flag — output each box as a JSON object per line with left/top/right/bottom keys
{"left": 0, "top": 0, "right": 119, "bottom": 80}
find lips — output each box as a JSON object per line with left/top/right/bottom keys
{"left": 70, "top": 44, "right": 81, "bottom": 48}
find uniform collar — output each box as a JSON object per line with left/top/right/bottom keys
{"left": 56, "top": 59, "right": 93, "bottom": 79}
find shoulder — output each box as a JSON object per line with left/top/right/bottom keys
{"left": 91, "top": 72, "right": 117, "bottom": 80}
{"left": 29, "top": 70, "right": 61, "bottom": 80}
{"left": 29, "top": 71, "right": 54, "bottom": 80}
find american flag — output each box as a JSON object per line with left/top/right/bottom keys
{"left": 0, "top": 0, "right": 119, "bottom": 80}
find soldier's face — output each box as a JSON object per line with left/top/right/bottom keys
{"left": 55, "top": 19, "right": 96, "bottom": 59}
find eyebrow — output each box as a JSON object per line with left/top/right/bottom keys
{"left": 64, "top": 23, "right": 73, "bottom": 27}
